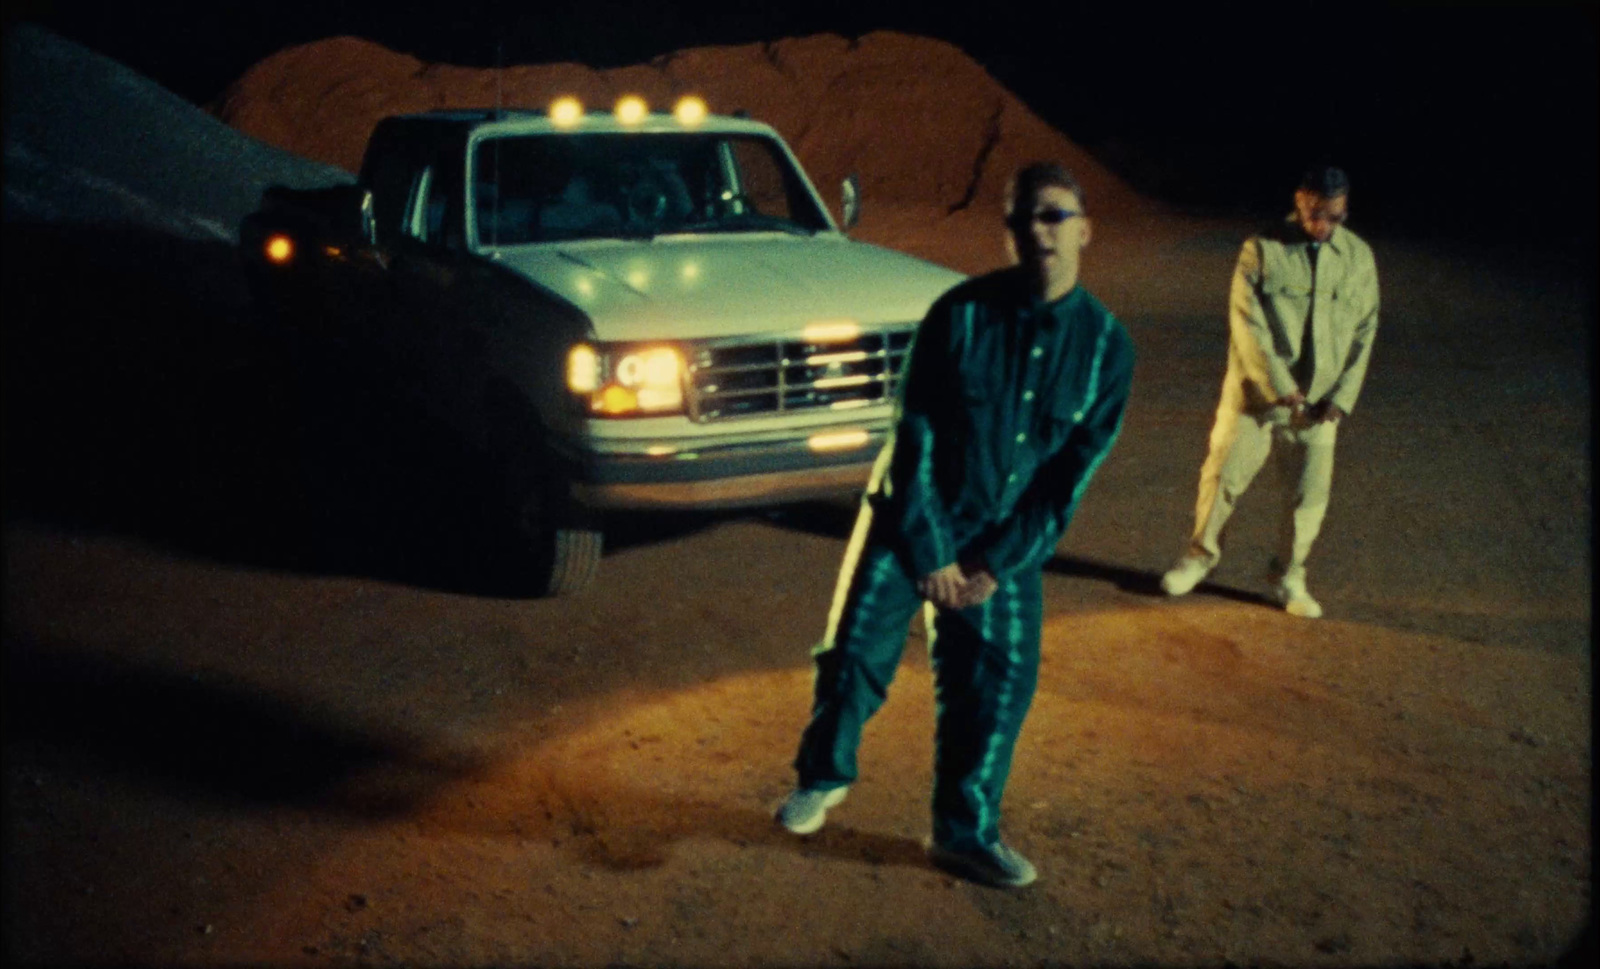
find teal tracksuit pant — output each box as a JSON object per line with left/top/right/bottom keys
{"left": 794, "top": 509, "right": 1043, "bottom": 852}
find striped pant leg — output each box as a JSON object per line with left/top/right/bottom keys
{"left": 928, "top": 569, "right": 1044, "bottom": 851}
{"left": 793, "top": 508, "right": 923, "bottom": 790}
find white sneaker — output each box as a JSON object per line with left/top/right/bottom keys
{"left": 776, "top": 785, "right": 848, "bottom": 834}
{"left": 1160, "top": 556, "right": 1212, "bottom": 596}
{"left": 1275, "top": 570, "right": 1323, "bottom": 619}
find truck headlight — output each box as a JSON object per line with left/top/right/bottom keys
{"left": 567, "top": 344, "right": 600, "bottom": 393}
{"left": 566, "top": 343, "right": 685, "bottom": 416}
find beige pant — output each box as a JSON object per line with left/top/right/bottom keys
{"left": 1187, "top": 406, "right": 1337, "bottom": 575}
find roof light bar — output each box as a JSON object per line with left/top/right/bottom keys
{"left": 614, "top": 95, "right": 647, "bottom": 125}
{"left": 673, "top": 95, "right": 708, "bottom": 126}
{"left": 549, "top": 96, "right": 583, "bottom": 127}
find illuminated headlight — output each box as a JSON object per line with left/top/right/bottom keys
{"left": 567, "top": 344, "right": 600, "bottom": 392}
{"left": 566, "top": 343, "right": 685, "bottom": 416}
{"left": 264, "top": 232, "right": 295, "bottom": 265}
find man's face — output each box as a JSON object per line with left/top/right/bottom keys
{"left": 1009, "top": 185, "right": 1091, "bottom": 277}
{"left": 1294, "top": 189, "right": 1349, "bottom": 242}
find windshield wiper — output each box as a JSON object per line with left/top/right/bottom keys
{"left": 661, "top": 215, "right": 816, "bottom": 237}
{"left": 735, "top": 214, "right": 816, "bottom": 236}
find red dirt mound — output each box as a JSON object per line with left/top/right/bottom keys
{"left": 212, "top": 31, "right": 1145, "bottom": 221}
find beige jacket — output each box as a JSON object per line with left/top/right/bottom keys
{"left": 1224, "top": 218, "right": 1380, "bottom": 416}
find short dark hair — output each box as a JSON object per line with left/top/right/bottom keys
{"left": 1006, "top": 162, "right": 1086, "bottom": 220}
{"left": 1299, "top": 165, "right": 1350, "bottom": 199}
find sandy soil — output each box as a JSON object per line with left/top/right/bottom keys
{"left": 3, "top": 196, "right": 1591, "bottom": 968}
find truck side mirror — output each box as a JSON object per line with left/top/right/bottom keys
{"left": 262, "top": 183, "right": 377, "bottom": 245}
{"left": 356, "top": 187, "right": 376, "bottom": 246}
{"left": 328, "top": 184, "right": 376, "bottom": 245}
{"left": 840, "top": 173, "right": 861, "bottom": 230}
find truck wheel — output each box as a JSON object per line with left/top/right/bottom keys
{"left": 482, "top": 385, "right": 600, "bottom": 596}
{"left": 536, "top": 526, "right": 602, "bottom": 596}
{"left": 510, "top": 486, "right": 602, "bottom": 596}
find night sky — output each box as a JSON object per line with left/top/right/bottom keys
{"left": 5, "top": 0, "right": 1597, "bottom": 245}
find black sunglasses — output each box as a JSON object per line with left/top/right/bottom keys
{"left": 1010, "top": 206, "right": 1082, "bottom": 228}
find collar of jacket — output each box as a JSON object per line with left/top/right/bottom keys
{"left": 1007, "top": 267, "right": 1082, "bottom": 322}
{"left": 1280, "top": 212, "right": 1351, "bottom": 256}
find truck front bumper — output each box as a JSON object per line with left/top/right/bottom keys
{"left": 562, "top": 427, "right": 889, "bottom": 510}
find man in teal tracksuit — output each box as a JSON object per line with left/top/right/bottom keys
{"left": 777, "top": 162, "right": 1134, "bottom": 888}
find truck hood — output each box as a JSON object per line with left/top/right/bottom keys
{"left": 494, "top": 234, "right": 964, "bottom": 341}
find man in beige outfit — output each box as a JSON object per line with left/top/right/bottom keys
{"left": 1161, "top": 166, "right": 1379, "bottom": 617}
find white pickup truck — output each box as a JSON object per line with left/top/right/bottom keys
{"left": 240, "top": 97, "right": 962, "bottom": 594}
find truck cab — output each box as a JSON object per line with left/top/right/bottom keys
{"left": 242, "top": 98, "right": 964, "bottom": 594}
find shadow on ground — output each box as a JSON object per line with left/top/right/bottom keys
{"left": 417, "top": 762, "right": 929, "bottom": 876}
{"left": 1045, "top": 555, "right": 1280, "bottom": 608}
{"left": 2, "top": 634, "right": 485, "bottom": 815}
{"left": 1, "top": 219, "right": 724, "bottom": 598}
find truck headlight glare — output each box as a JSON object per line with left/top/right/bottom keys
{"left": 597, "top": 385, "right": 638, "bottom": 415}
{"left": 615, "top": 347, "right": 680, "bottom": 388}
{"left": 614, "top": 347, "right": 684, "bottom": 411}
{"left": 567, "top": 344, "right": 600, "bottom": 393}
{"left": 572, "top": 345, "right": 684, "bottom": 415}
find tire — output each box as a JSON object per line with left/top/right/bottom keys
{"left": 482, "top": 383, "right": 602, "bottom": 596}
{"left": 510, "top": 485, "right": 602, "bottom": 596}
{"left": 537, "top": 526, "right": 602, "bottom": 596}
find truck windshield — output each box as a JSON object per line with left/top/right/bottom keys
{"left": 471, "top": 132, "right": 830, "bottom": 246}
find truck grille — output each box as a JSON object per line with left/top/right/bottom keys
{"left": 686, "top": 328, "right": 915, "bottom": 422}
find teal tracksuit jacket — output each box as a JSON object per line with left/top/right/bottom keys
{"left": 795, "top": 266, "right": 1134, "bottom": 851}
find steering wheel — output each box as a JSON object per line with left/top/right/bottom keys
{"left": 627, "top": 181, "right": 669, "bottom": 223}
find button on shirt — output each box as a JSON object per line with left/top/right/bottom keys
{"left": 870, "top": 268, "right": 1135, "bottom": 580}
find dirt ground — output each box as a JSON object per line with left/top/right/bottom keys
{"left": 2, "top": 209, "right": 1592, "bottom": 967}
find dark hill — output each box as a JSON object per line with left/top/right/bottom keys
{"left": 4, "top": 23, "right": 350, "bottom": 241}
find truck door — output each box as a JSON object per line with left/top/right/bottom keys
{"left": 383, "top": 151, "right": 493, "bottom": 439}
